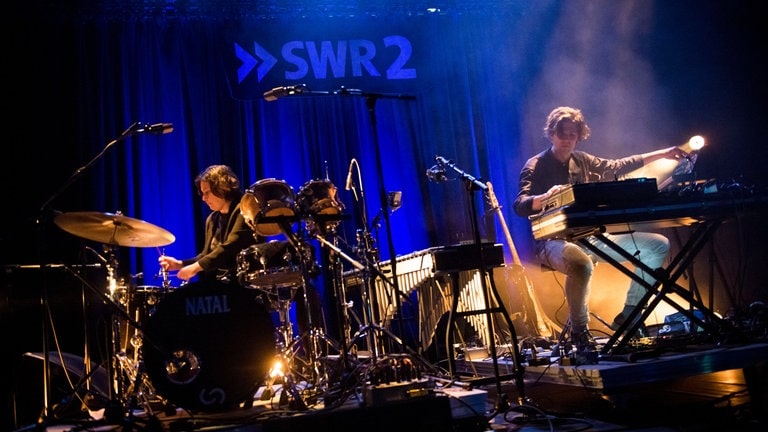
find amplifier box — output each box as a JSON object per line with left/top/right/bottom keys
{"left": 363, "top": 379, "right": 435, "bottom": 406}
{"left": 439, "top": 387, "right": 488, "bottom": 419}
{"left": 433, "top": 242, "right": 505, "bottom": 272}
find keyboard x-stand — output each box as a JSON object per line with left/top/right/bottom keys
{"left": 530, "top": 192, "right": 768, "bottom": 356}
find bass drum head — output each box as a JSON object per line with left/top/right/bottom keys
{"left": 142, "top": 280, "right": 275, "bottom": 411}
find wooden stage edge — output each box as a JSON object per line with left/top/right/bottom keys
{"left": 455, "top": 340, "right": 768, "bottom": 392}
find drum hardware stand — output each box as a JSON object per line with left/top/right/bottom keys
{"left": 259, "top": 220, "right": 339, "bottom": 408}
{"left": 99, "top": 246, "right": 165, "bottom": 418}
{"left": 314, "top": 233, "right": 390, "bottom": 356}
{"left": 30, "top": 122, "right": 145, "bottom": 428}
{"left": 337, "top": 89, "right": 422, "bottom": 353}
{"left": 53, "top": 258, "right": 160, "bottom": 427}
{"left": 344, "top": 159, "right": 413, "bottom": 360}
{"left": 432, "top": 156, "right": 527, "bottom": 411}
{"left": 314, "top": 233, "right": 440, "bottom": 380}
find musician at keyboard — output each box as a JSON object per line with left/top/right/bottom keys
{"left": 511, "top": 106, "right": 687, "bottom": 365}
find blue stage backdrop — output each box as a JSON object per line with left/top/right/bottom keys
{"left": 4, "top": 1, "right": 766, "bottom": 349}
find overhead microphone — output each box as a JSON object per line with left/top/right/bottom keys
{"left": 345, "top": 159, "right": 356, "bottom": 191}
{"left": 263, "top": 84, "right": 307, "bottom": 102}
{"left": 134, "top": 123, "right": 174, "bottom": 134}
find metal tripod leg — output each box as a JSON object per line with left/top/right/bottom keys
{"left": 262, "top": 295, "right": 341, "bottom": 409}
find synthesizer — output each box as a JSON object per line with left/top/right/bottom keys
{"left": 540, "top": 177, "right": 658, "bottom": 213}
{"left": 531, "top": 192, "right": 768, "bottom": 241}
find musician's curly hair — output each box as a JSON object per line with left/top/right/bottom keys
{"left": 543, "top": 106, "right": 591, "bottom": 141}
{"left": 194, "top": 164, "right": 243, "bottom": 202}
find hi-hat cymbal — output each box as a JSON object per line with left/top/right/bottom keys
{"left": 54, "top": 211, "right": 175, "bottom": 247}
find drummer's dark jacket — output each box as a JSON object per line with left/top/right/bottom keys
{"left": 182, "top": 200, "right": 262, "bottom": 283}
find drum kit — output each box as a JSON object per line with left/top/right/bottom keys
{"left": 238, "top": 178, "right": 346, "bottom": 407}
{"left": 50, "top": 177, "right": 350, "bottom": 414}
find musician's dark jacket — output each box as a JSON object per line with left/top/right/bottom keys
{"left": 181, "top": 200, "right": 261, "bottom": 282}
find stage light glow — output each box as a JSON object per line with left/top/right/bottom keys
{"left": 679, "top": 135, "right": 705, "bottom": 153}
{"left": 269, "top": 358, "right": 285, "bottom": 379}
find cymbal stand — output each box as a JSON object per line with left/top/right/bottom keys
{"left": 54, "top": 253, "right": 150, "bottom": 424}
{"left": 103, "top": 246, "right": 151, "bottom": 416}
{"left": 29, "top": 122, "right": 161, "bottom": 429}
{"left": 118, "top": 265, "right": 166, "bottom": 415}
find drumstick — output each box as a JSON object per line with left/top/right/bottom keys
{"left": 157, "top": 247, "right": 171, "bottom": 287}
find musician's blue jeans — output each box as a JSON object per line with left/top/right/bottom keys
{"left": 537, "top": 232, "right": 670, "bottom": 331}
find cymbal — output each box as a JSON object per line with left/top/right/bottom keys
{"left": 54, "top": 211, "right": 175, "bottom": 247}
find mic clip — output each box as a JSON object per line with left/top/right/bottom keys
{"left": 264, "top": 84, "right": 307, "bottom": 101}
{"left": 426, "top": 165, "right": 448, "bottom": 182}
{"left": 131, "top": 122, "right": 174, "bottom": 135}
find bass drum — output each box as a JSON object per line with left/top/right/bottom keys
{"left": 142, "top": 280, "right": 275, "bottom": 411}
{"left": 241, "top": 178, "right": 296, "bottom": 237}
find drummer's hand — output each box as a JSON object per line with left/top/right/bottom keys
{"left": 177, "top": 262, "right": 203, "bottom": 281}
{"left": 158, "top": 255, "right": 183, "bottom": 271}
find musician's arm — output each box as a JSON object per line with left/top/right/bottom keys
{"left": 515, "top": 162, "right": 563, "bottom": 215}
{"left": 640, "top": 146, "right": 687, "bottom": 165}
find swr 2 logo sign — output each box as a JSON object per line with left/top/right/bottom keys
{"left": 235, "top": 36, "right": 417, "bottom": 84}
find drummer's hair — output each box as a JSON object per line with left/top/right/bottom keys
{"left": 195, "top": 164, "right": 243, "bottom": 202}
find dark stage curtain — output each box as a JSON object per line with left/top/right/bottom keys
{"left": 11, "top": 6, "right": 557, "bottom": 278}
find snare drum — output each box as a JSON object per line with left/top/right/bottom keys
{"left": 297, "top": 179, "right": 344, "bottom": 234}
{"left": 241, "top": 178, "right": 296, "bottom": 236}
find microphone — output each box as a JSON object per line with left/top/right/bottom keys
{"left": 426, "top": 164, "right": 447, "bottom": 182}
{"left": 263, "top": 84, "right": 306, "bottom": 102}
{"left": 345, "top": 159, "right": 355, "bottom": 190}
{"left": 134, "top": 123, "right": 174, "bottom": 134}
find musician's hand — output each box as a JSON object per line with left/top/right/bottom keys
{"left": 177, "top": 262, "right": 203, "bottom": 281}
{"left": 159, "top": 255, "right": 183, "bottom": 271}
{"left": 534, "top": 184, "right": 567, "bottom": 211}
{"left": 545, "top": 184, "right": 566, "bottom": 199}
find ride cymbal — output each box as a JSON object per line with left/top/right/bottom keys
{"left": 54, "top": 211, "right": 175, "bottom": 247}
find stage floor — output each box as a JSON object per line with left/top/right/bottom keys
{"left": 13, "top": 339, "right": 768, "bottom": 432}
{"left": 455, "top": 339, "right": 768, "bottom": 393}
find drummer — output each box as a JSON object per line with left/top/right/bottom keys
{"left": 159, "top": 164, "right": 263, "bottom": 283}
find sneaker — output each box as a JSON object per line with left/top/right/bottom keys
{"left": 571, "top": 330, "right": 599, "bottom": 365}
{"left": 610, "top": 312, "right": 648, "bottom": 338}
{"left": 609, "top": 312, "right": 628, "bottom": 331}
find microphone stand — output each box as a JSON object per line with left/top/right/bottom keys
{"left": 344, "top": 88, "right": 417, "bottom": 356}
{"left": 434, "top": 156, "right": 527, "bottom": 411}
{"left": 313, "top": 234, "right": 439, "bottom": 377}
{"left": 32, "top": 122, "right": 145, "bottom": 428}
